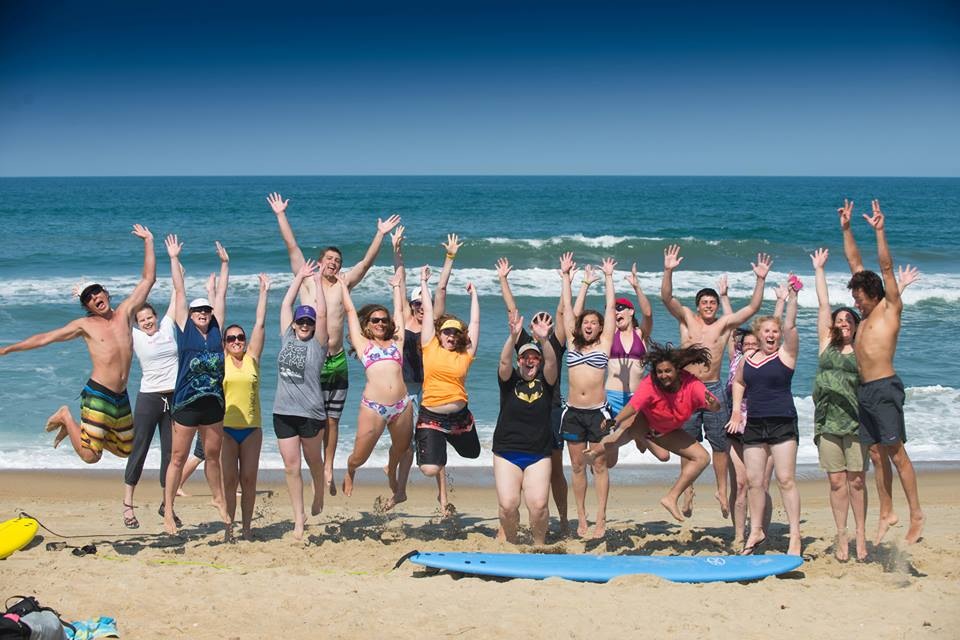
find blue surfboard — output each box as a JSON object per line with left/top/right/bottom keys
{"left": 408, "top": 552, "right": 802, "bottom": 583}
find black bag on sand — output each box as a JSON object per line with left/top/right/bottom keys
{"left": 1, "top": 596, "right": 71, "bottom": 640}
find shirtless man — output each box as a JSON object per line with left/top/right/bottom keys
{"left": 0, "top": 225, "right": 156, "bottom": 463}
{"left": 839, "top": 198, "right": 924, "bottom": 545}
{"left": 661, "top": 244, "right": 771, "bottom": 517}
{"left": 269, "top": 192, "right": 400, "bottom": 494}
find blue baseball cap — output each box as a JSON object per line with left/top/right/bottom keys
{"left": 294, "top": 305, "right": 317, "bottom": 322}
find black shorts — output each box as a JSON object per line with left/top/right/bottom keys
{"left": 550, "top": 404, "right": 564, "bottom": 451}
{"left": 415, "top": 426, "right": 481, "bottom": 467}
{"left": 857, "top": 375, "right": 906, "bottom": 446}
{"left": 273, "top": 414, "right": 325, "bottom": 440}
{"left": 742, "top": 416, "right": 799, "bottom": 446}
{"left": 560, "top": 405, "right": 611, "bottom": 444}
{"left": 172, "top": 396, "right": 225, "bottom": 428}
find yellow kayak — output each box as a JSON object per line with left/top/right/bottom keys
{"left": 0, "top": 517, "right": 39, "bottom": 559}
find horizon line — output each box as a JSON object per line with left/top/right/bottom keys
{"left": 1, "top": 173, "right": 958, "bottom": 179}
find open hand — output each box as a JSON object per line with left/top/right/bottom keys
{"left": 267, "top": 192, "right": 289, "bottom": 216}
{"left": 664, "top": 244, "right": 683, "bottom": 270}
{"left": 531, "top": 313, "right": 553, "bottom": 340}
{"left": 559, "top": 252, "right": 576, "bottom": 275}
{"left": 378, "top": 214, "right": 402, "bottom": 235}
{"left": 717, "top": 274, "right": 728, "bottom": 297}
{"left": 495, "top": 257, "right": 512, "bottom": 279}
{"left": 601, "top": 257, "right": 617, "bottom": 277}
{"left": 131, "top": 224, "right": 153, "bottom": 242}
{"left": 442, "top": 233, "right": 463, "bottom": 257}
{"left": 391, "top": 225, "right": 405, "bottom": 253}
{"left": 810, "top": 247, "right": 829, "bottom": 269}
{"left": 508, "top": 309, "right": 524, "bottom": 335}
{"left": 164, "top": 234, "right": 182, "bottom": 258}
{"left": 751, "top": 253, "right": 772, "bottom": 279}
{"left": 898, "top": 264, "right": 921, "bottom": 290}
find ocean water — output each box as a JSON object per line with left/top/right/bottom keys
{"left": 1, "top": 176, "right": 958, "bottom": 471}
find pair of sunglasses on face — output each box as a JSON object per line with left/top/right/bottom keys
{"left": 80, "top": 285, "right": 105, "bottom": 304}
{"left": 190, "top": 307, "right": 213, "bottom": 314}
{"left": 224, "top": 334, "right": 246, "bottom": 344}
{"left": 614, "top": 303, "right": 633, "bottom": 312}
{"left": 368, "top": 316, "right": 390, "bottom": 325}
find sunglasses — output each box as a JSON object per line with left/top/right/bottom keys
{"left": 225, "top": 334, "right": 246, "bottom": 343}
{"left": 440, "top": 328, "right": 462, "bottom": 336}
{"left": 191, "top": 306, "right": 213, "bottom": 314}
{"left": 295, "top": 318, "right": 316, "bottom": 326}
{"left": 615, "top": 304, "right": 633, "bottom": 312}
{"left": 80, "top": 285, "right": 105, "bottom": 304}
{"left": 369, "top": 316, "right": 390, "bottom": 325}
{"left": 410, "top": 301, "right": 423, "bottom": 308}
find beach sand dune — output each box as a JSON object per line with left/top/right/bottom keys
{"left": 1, "top": 469, "right": 958, "bottom": 638}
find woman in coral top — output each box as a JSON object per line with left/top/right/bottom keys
{"left": 415, "top": 265, "right": 480, "bottom": 517}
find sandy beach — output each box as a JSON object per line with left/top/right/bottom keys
{"left": 1, "top": 466, "right": 958, "bottom": 639}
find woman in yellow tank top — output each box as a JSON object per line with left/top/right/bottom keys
{"left": 221, "top": 274, "right": 270, "bottom": 540}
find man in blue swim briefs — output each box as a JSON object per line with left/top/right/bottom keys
{"left": 0, "top": 225, "right": 156, "bottom": 463}
{"left": 269, "top": 191, "right": 401, "bottom": 494}
{"left": 661, "top": 243, "right": 771, "bottom": 518}
{"left": 839, "top": 198, "right": 924, "bottom": 545}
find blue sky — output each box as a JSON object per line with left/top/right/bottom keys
{"left": 1, "top": 0, "right": 957, "bottom": 176}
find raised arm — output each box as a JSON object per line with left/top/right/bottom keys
{"left": 391, "top": 225, "right": 411, "bottom": 323}
{"left": 344, "top": 214, "right": 401, "bottom": 289}
{"left": 496, "top": 257, "right": 518, "bottom": 316}
{"left": 166, "top": 234, "right": 188, "bottom": 329}
{"left": 338, "top": 273, "right": 368, "bottom": 354}
{"left": 419, "top": 266, "right": 436, "bottom": 346}
{"left": 772, "top": 282, "right": 788, "bottom": 320}
{"left": 247, "top": 274, "right": 270, "bottom": 361}
{"left": 574, "top": 264, "right": 597, "bottom": 317}
{"left": 781, "top": 279, "right": 800, "bottom": 361}
{"left": 466, "top": 281, "right": 480, "bottom": 357}
{"left": 660, "top": 244, "right": 688, "bottom": 321}
{"left": 433, "top": 233, "right": 461, "bottom": 318}
{"left": 559, "top": 252, "right": 576, "bottom": 342}
{"left": 0, "top": 318, "right": 85, "bottom": 356}
{"left": 839, "top": 199, "right": 864, "bottom": 274}
{"left": 718, "top": 275, "right": 736, "bottom": 360}
{"left": 119, "top": 224, "right": 157, "bottom": 319}
{"left": 212, "top": 241, "right": 229, "bottom": 329}
{"left": 723, "top": 253, "right": 772, "bottom": 328}
{"left": 626, "top": 262, "right": 653, "bottom": 340}
{"left": 499, "top": 310, "right": 524, "bottom": 381}
{"left": 599, "top": 257, "right": 617, "bottom": 348}
{"left": 280, "top": 260, "right": 317, "bottom": 334}
{"left": 866, "top": 200, "right": 901, "bottom": 309}
{"left": 389, "top": 268, "right": 405, "bottom": 345}
{"left": 312, "top": 271, "right": 328, "bottom": 348}
{"left": 898, "top": 264, "right": 921, "bottom": 293}
{"left": 267, "top": 192, "right": 307, "bottom": 274}
{"left": 811, "top": 248, "right": 832, "bottom": 350}
{"left": 164, "top": 263, "right": 182, "bottom": 320}
{"left": 531, "top": 312, "right": 558, "bottom": 386}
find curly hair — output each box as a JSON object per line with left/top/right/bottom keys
{"left": 434, "top": 313, "right": 470, "bottom": 353}
{"left": 641, "top": 341, "right": 712, "bottom": 379}
{"left": 829, "top": 307, "right": 861, "bottom": 350}
{"left": 847, "top": 269, "right": 884, "bottom": 301}
{"left": 750, "top": 315, "right": 781, "bottom": 336}
{"left": 358, "top": 304, "right": 398, "bottom": 341}
{"left": 572, "top": 310, "right": 604, "bottom": 350}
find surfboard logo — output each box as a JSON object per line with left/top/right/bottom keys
{"left": 705, "top": 558, "right": 726, "bottom": 566}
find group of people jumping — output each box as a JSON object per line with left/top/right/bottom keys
{"left": 0, "top": 196, "right": 925, "bottom": 558}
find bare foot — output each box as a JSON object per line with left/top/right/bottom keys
{"left": 559, "top": 518, "right": 570, "bottom": 538}
{"left": 905, "top": 513, "right": 925, "bottom": 544}
{"left": 438, "top": 503, "right": 456, "bottom": 520}
{"left": 311, "top": 488, "right": 324, "bottom": 516}
{"left": 223, "top": 523, "right": 234, "bottom": 543}
{"left": 374, "top": 492, "right": 406, "bottom": 514}
{"left": 176, "top": 487, "right": 190, "bottom": 497}
{"left": 341, "top": 468, "right": 355, "bottom": 497}
{"left": 855, "top": 531, "right": 868, "bottom": 561}
{"left": 660, "top": 496, "right": 685, "bottom": 522}
{"left": 591, "top": 519, "right": 606, "bottom": 539}
{"left": 576, "top": 518, "right": 589, "bottom": 537}
{"left": 326, "top": 470, "right": 337, "bottom": 496}
{"left": 732, "top": 536, "right": 744, "bottom": 552}
{"left": 681, "top": 487, "right": 695, "bottom": 518}
{"left": 714, "top": 490, "right": 729, "bottom": 519}
{"left": 874, "top": 513, "right": 899, "bottom": 545}
{"left": 242, "top": 527, "right": 253, "bottom": 542}
{"left": 292, "top": 519, "right": 305, "bottom": 541}
{"left": 44, "top": 406, "right": 70, "bottom": 448}
{"left": 163, "top": 515, "right": 178, "bottom": 535}
{"left": 834, "top": 529, "right": 849, "bottom": 562}
{"left": 787, "top": 535, "right": 802, "bottom": 556}
{"left": 495, "top": 526, "right": 506, "bottom": 542}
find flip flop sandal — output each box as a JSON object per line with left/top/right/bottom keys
{"left": 122, "top": 503, "right": 140, "bottom": 529}
{"left": 158, "top": 503, "right": 183, "bottom": 528}
{"left": 741, "top": 536, "right": 768, "bottom": 556}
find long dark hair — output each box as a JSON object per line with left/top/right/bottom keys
{"left": 358, "top": 304, "right": 398, "bottom": 341}
{"left": 830, "top": 307, "right": 861, "bottom": 350}
{"left": 641, "top": 341, "right": 712, "bottom": 389}
{"left": 572, "top": 309, "right": 603, "bottom": 350}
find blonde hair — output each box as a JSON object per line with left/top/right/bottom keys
{"left": 750, "top": 315, "right": 781, "bottom": 337}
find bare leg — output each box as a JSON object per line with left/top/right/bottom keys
{"left": 727, "top": 439, "right": 748, "bottom": 547}
{"left": 742, "top": 443, "right": 770, "bottom": 554}
{"left": 566, "top": 442, "right": 590, "bottom": 537}
{"left": 760, "top": 452, "right": 775, "bottom": 534}
{"left": 769, "top": 439, "right": 801, "bottom": 556}
{"left": 590, "top": 448, "right": 609, "bottom": 539}
{"left": 45, "top": 406, "right": 100, "bottom": 463}
{"left": 869, "top": 444, "right": 898, "bottom": 544}
{"left": 712, "top": 449, "right": 730, "bottom": 518}
{"left": 848, "top": 471, "right": 868, "bottom": 560}
{"left": 301, "top": 432, "right": 326, "bottom": 518}
{"left": 887, "top": 443, "right": 924, "bottom": 544}
{"left": 323, "top": 415, "right": 340, "bottom": 496}
{"left": 178, "top": 455, "right": 203, "bottom": 496}
{"left": 657, "top": 431, "right": 710, "bottom": 522}
{"left": 680, "top": 457, "right": 696, "bottom": 517}
{"left": 523, "top": 458, "right": 552, "bottom": 545}
{"left": 380, "top": 406, "right": 414, "bottom": 511}
{"left": 343, "top": 405, "right": 388, "bottom": 497}
{"left": 199, "top": 424, "right": 231, "bottom": 540}
{"left": 238, "top": 429, "right": 262, "bottom": 540}
{"left": 221, "top": 433, "right": 241, "bottom": 528}
{"left": 493, "top": 455, "right": 523, "bottom": 543}
{"left": 549, "top": 448, "right": 569, "bottom": 535}
{"left": 827, "top": 471, "right": 850, "bottom": 561}
{"left": 163, "top": 423, "right": 196, "bottom": 534}
{"left": 278, "top": 436, "right": 306, "bottom": 539}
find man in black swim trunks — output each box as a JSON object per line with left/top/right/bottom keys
{"left": 839, "top": 198, "right": 924, "bottom": 545}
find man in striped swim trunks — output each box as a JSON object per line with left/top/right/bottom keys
{"left": 0, "top": 224, "right": 156, "bottom": 463}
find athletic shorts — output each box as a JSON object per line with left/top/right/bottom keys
{"left": 857, "top": 375, "right": 906, "bottom": 446}
{"left": 682, "top": 379, "right": 730, "bottom": 452}
{"left": 172, "top": 395, "right": 225, "bottom": 428}
{"left": 605, "top": 389, "right": 632, "bottom": 415}
{"left": 79, "top": 379, "right": 134, "bottom": 457}
{"left": 560, "top": 405, "right": 611, "bottom": 444}
{"left": 273, "top": 413, "right": 325, "bottom": 440}
{"left": 550, "top": 404, "right": 564, "bottom": 451}
{"left": 415, "top": 424, "right": 481, "bottom": 467}
{"left": 817, "top": 433, "right": 868, "bottom": 473}
{"left": 320, "top": 350, "right": 349, "bottom": 420}
{"left": 742, "top": 416, "right": 799, "bottom": 446}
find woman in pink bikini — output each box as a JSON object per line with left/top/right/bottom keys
{"left": 338, "top": 270, "right": 413, "bottom": 511}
